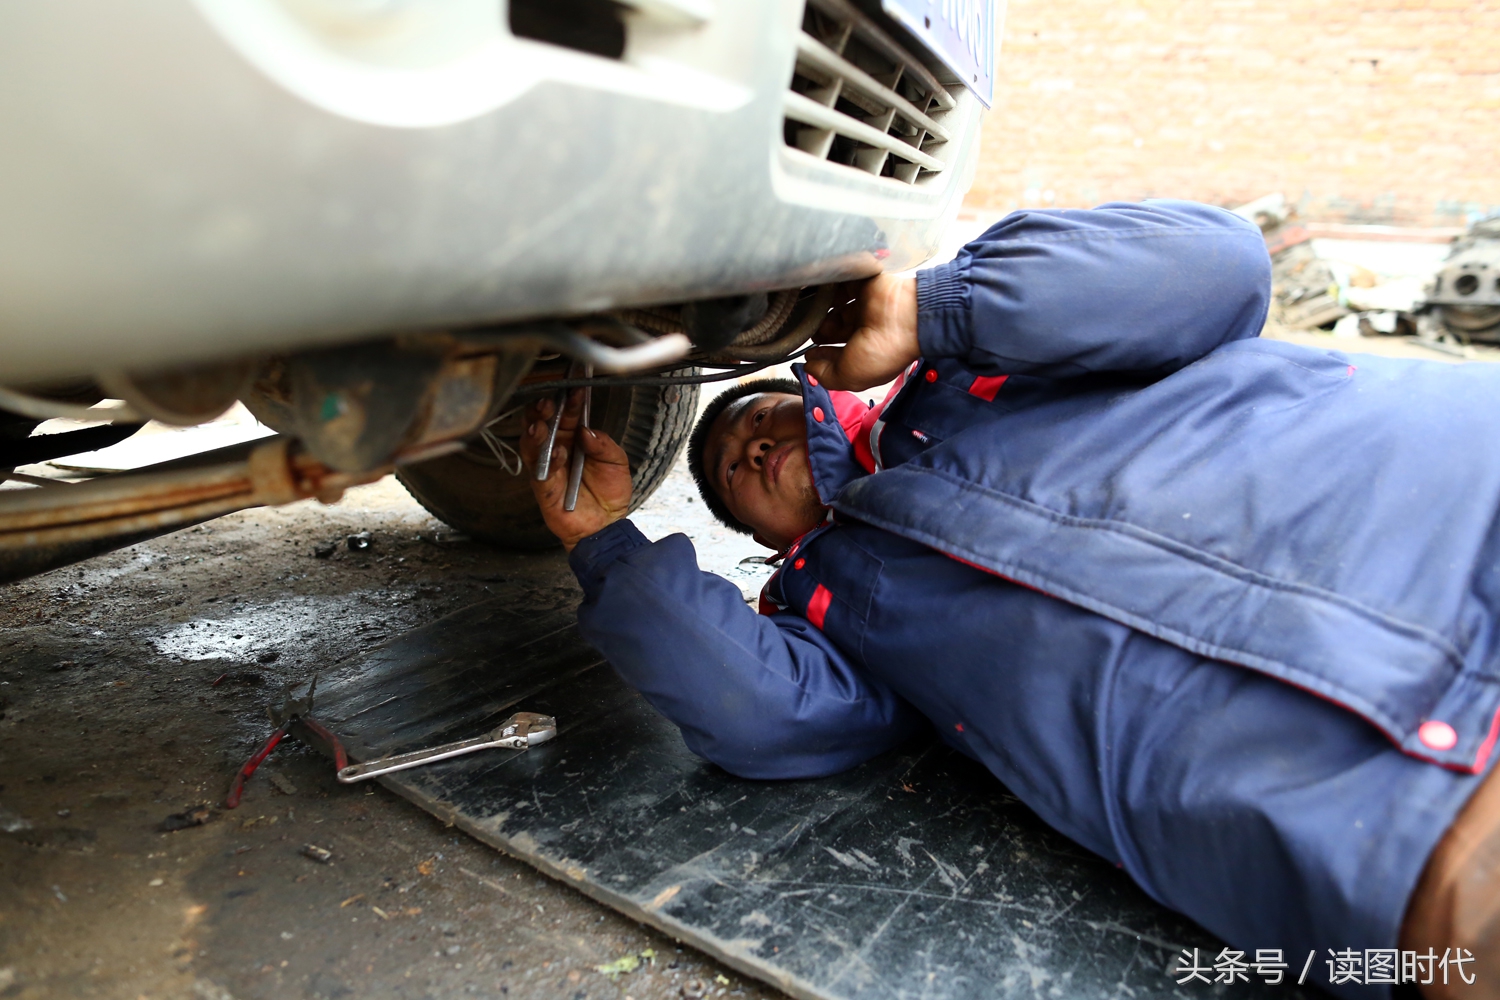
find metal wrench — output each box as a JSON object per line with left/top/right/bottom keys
{"left": 562, "top": 363, "right": 593, "bottom": 511}
{"left": 533, "top": 388, "right": 568, "bottom": 481}
{"left": 335, "top": 711, "right": 557, "bottom": 783}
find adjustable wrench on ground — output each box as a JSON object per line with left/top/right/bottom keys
{"left": 336, "top": 711, "right": 557, "bottom": 783}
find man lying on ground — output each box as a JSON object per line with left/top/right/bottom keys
{"left": 518, "top": 201, "right": 1500, "bottom": 1000}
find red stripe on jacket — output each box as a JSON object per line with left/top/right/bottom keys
{"left": 806, "top": 584, "right": 833, "bottom": 629}
{"left": 968, "top": 375, "right": 1008, "bottom": 401}
{"left": 852, "top": 377, "right": 911, "bottom": 474}
{"left": 830, "top": 390, "right": 868, "bottom": 442}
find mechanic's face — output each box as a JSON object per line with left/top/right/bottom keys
{"left": 706, "top": 392, "right": 826, "bottom": 552}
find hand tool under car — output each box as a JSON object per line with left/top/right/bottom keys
{"left": 335, "top": 711, "right": 557, "bottom": 783}
{"left": 563, "top": 363, "right": 593, "bottom": 511}
{"left": 533, "top": 372, "right": 572, "bottom": 482}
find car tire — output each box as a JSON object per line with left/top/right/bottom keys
{"left": 396, "top": 378, "right": 700, "bottom": 550}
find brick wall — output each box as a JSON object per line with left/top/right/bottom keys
{"left": 966, "top": 0, "right": 1500, "bottom": 226}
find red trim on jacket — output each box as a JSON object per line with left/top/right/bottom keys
{"left": 968, "top": 375, "right": 1009, "bottom": 401}
{"left": 807, "top": 584, "right": 833, "bottom": 629}
{"left": 853, "top": 376, "right": 911, "bottom": 474}
{"left": 830, "top": 390, "right": 868, "bottom": 442}
{"left": 944, "top": 551, "right": 1047, "bottom": 594}
{"left": 1473, "top": 704, "right": 1500, "bottom": 772}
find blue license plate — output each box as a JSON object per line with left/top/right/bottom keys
{"left": 881, "top": 0, "right": 1002, "bottom": 108}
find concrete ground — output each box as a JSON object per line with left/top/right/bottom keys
{"left": 0, "top": 448, "right": 780, "bottom": 1000}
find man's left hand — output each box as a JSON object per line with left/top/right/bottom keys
{"left": 804, "top": 273, "right": 920, "bottom": 392}
{"left": 519, "top": 391, "right": 633, "bottom": 551}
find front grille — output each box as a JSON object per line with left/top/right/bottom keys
{"left": 784, "top": 0, "right": 958, "bottom": 184}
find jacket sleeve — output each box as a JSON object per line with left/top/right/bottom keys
{"left": 916, "top": 200, "right": 1272, "bottom": 379}
{"left": 568, "top": 519, "right": 925, "bottom": 779}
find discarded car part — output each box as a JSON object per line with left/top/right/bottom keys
{"left": 1358, "top": 311, "right": 1414, "bottom": 338}
{"left": 96, "top": 358, "right": 256, "bottom": 426}
{"left": 0, "top": 386, "right": 143, "bottom": 425}
{"left": 336, "top": 711, "right": 558, "bottom": 784}
{"left": 1269, "top": 240, "right": 1348, "bottom": 330}
{"left": 1421, "top": 216, "right": 1500, "bottom": 344}
{"left": 397, "top": 379, "right": 698, "bottom": 550}
{"left": 563, "top": 365, "right": 594, "bottom": 512}
{"left": 1436, "top": 305, "right": 1500, "bottom": 333}
{"left": 0, "top": 437, "right": 384, "bottom": 584}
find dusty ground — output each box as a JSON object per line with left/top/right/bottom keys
{"left": 0, "top": 448, "right": 781, "bottom": 1000}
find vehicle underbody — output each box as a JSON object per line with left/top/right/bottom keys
{"left": 0, "top": 283, "right": 845, "bottom": 582}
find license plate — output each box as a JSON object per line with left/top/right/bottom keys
{"left": 881, "top": 0, "right": 1003, "bottom": 108}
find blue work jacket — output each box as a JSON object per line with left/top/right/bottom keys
{"left": 568, "top": 202, "right": 1495, "bottom": 993}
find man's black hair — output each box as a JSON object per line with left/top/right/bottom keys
{"left": 687, "top": 378, "right": 803, "bottom": 536}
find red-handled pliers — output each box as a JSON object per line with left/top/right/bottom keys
{"left": 225, "top": 676, "right": 348, "bottom": 808}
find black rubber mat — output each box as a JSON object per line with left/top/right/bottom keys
{"left": 300, "top": 598, "right": 1298, "bottom": 1000}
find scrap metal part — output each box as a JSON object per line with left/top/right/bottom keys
{"left": 1422, "top": 216, "right": 1500, "bottom": 344}
{"left": 1269, "top": 238, "right": 1348, "bottom": 331}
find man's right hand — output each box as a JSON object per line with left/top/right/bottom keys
{"left": 519, "top": 391, "right": 633, "bottom": 551}
{"left": 804, "top": 273, "right": 921, "bottom": 392}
